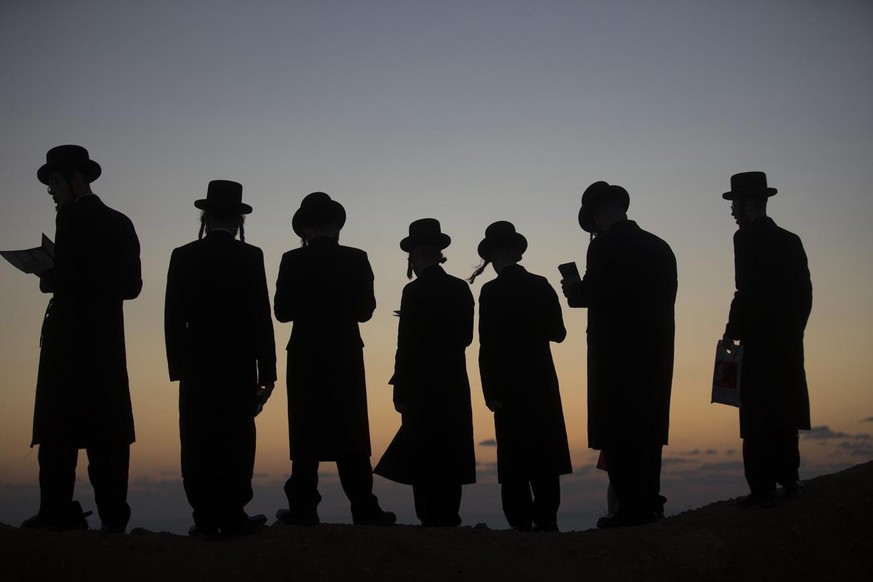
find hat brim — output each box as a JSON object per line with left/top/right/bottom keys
{"left": 477, "top": 233, "right": 528, "bottom": 261}
{"left": 194, "top": 199, "right": 253, "bottom": 215}
{"left": 292, "top": 200, "right": 346, "bottom": 237}
{"left": 37, "top": 160, "right": 102, "bottom": 185}
{"left": 400, "top": 233, "right": 451, "bottom": 253}
{"left": 722, "top": 188, "right": 777, "bottom": 200}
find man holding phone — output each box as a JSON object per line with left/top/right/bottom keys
{"left": 561, "top": 181, "right": 677, "bottom": 528}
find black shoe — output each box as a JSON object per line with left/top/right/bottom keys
{"left": 21, "top": 514, "right": 60, "bottom": 530}
{"left": 22, "top": 501, "right": 91, "bottom": 532}
{"left": 736, "top": 491, "right": 781, "bottom": 508}
{"left": 221, "top": 515, "right": 267, "bottom": 539}
{"left": 275, "top": 508, "right": 320, "bottom": 526}
{"left": 783, "top": 481, "right": 803, "bottom": 501}
{"left": 188, "top": 524, "right": 220, "bottom": 541}
{"left": 353, "top": 509, "right": 397, "bottom": 527}
{"left": 596, "top": 510, "right": 656, "bottom": 529}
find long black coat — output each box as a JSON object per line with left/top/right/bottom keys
{"left": 568, "top": 220, "right": 677, "bottom": 450}
{"left": 478, "top": 265, "right": 572, "bottom": 483}
{"left": 33, "top": 195, "right": 141, "bottom": 447}
{"left": 726, "top": 217, "right": 812, "bottom": 437}
{"left": 274, "top": 237, "right": 375, "bottom": 460}
{"left": 164, "top": 231, "right": 277, "bottom": 478}
{"left": 375, "top": 265, "right": 476, "bottom": 485}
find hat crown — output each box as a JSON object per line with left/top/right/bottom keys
{"left": 45, "top": 145, "right": 90, "bottom": 165}
{"left": 299, "top": 191, "right": 332, "bottom": 209}
{"left": 206, "top": 180, "right": 243, "bottom": 203}
{"left": 408, "top": 218, "right": 443, "bottom": 238}
{"left": 484, "top": 220, "right": 518, "bottom": 238}
{"left": 730, "top": 171, "right": 767, "bottom": 191}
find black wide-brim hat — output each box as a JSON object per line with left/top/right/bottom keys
{"left": 194, "top": 180, "right": 252, "bottom": 218}
{"left": 37, "top": 144, "right": 102, "bottom": 185}
{"left": 722, "top": 171, "right": 778, "bottom": 200}
{"left": 292, "top": 192, "right": 347, "bottom": 237}
{"left": 578, "top": 181, "right": 630, "bottom": 233}
{"left": 477, "top": 221, "right": 528, "bottom": 261}
{"left": 400, "top": 218, "right": 451, "bottom": 252}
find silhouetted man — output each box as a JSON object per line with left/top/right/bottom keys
{"left": 23, "top": 145, "right": 141, "bottom": 532}
{"left": 472, "top": 221, "right": 572, "bottom": 532}
{"left": 721, "top": 171, "right": 812, "bottom": 506}
{"left": 274, "top": 192, "right": 394, "bottom": 526}
{"left": 561, "top": 181, "right": 676, "bottom": 528}
{"left": 375, "top": 218, "right": 476, "bottom": 527}
{"left": 165, "top": 180, "right": 275, "bottom": 539}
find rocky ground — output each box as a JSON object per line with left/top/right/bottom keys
{"left": 1, "top": 461, "right": 871, "bottom": 582}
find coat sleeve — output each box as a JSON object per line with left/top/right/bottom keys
{"left": 543, "top": 280, "right": 567, "bottom": 343}
{"left": 115, "top": 215, "right": 143, "bottom": 301}
{"left": 568, "top": 240, "right": 603, "bottom": 308}
{"left": 392, "top": 285, "right": 412, "bottom": 407}
{"left": 164, "top": 249, "right": 185, "bottom": 382}
{"left": 726, "top": 230, "right": 751, "bottom": 340}
{"left": 477, "top": 286, "right": 502, "bottom": 404}
{"left": 253, "top": 248, "right": 278, "bottom": 384}
{"left": 354, "top": 252, "right": 377, "bottom": 323}
{"left": 273, "top": 253, "right": 296, "bottom": 323}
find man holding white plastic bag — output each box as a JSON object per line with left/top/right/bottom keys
{"left": 721, "top": 172, "right": 812, "bottom": 506}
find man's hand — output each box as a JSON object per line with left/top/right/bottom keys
{"left": 393, "top": 401, "right": 408, "bottom": 414}
{"left": 486, "top": 400, "right": 503, "bottom": 413}
{"left": 560, "top": 276, "right": 581, "bottom": 302}
{"left": 721, "top": 334, "right": 739, "bottom": 354}
{"left": 255, "top": 381, "right": 275, "bottom": 416}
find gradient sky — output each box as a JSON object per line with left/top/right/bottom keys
{"left": 1, "top": 0, "right": 872, "bottom": 532}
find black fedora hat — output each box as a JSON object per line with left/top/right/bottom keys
{"left": 578, "top": 181, "right": 630, "bottom": 233}
{"left": 400, "top": 218, "right": 451, "bottom": 252}
{"left": 194, "top": 180, "right": 252, "bottom": 218}
{"left": 37, "top": 145, "right": 102, "bottom": 185}
{"left": 722, "top": 171, "right": 777, "bottom": 200}
{"left": 477, "top": 221, "right": 528, "bottom": 261}
{"left": 292, "top": 192, "right": 347, "bottom": 237}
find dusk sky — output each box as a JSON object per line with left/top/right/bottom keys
{"left": 1, "top": 0, "right": 872, "bottom": 532}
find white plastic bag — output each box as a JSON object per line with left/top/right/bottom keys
{"left": 712, "top": 340, "right": 743, "bottom": 407}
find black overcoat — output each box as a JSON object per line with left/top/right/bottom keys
{"left": 726, "top": 217, "right": 812, "bottom": 437}
{"left": 33, "top": 195, "right": 142, "bottom": 447}
{"left": 478, "top": 265, "right": 572, "bottom": 482}
{"left": 274, "top": 237, "right": 376, "bottom": 460}
{"left": 568, "top": 220, "right": 677, "bottom": 450}
{"left": 164, "top": 230, "right": 277, "bottom": 478}
{"left": 375, "top": 265, "right": 476, "bottom": 485}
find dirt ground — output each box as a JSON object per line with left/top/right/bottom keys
{"left": 1, "top": 461, "right": 871, "bottom": 582}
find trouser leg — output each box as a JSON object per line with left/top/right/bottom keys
{"left": 284, "top": 458, "right": 321, "bottom": 512}
{"left": 605, "top": 443, "right": 650, "bottom": 518}
{"left": 86, "top": 444, "right": 131, "bottom": 530}
{"left": 500, "top": 481, "right": 532, "bottom": 529}
{"left": 336, "top": 455, "right": 380, "bottom": 519}
{"left": 743, "top": 433, "right": 777, "bottom": 494}
{"left": 646, "top": 445, "right": 666, "bottom": 516}
{"left": 530, "top": 476, "right": 560, "bottom": 528}
{"left": 37, "top": 443, "right": 78, "bottom": 525}
{"left": 774, "top": 431, "right": 800, "bottom": 487}
{"left": 413, "top": 482, "right": 461, "bottom": 526}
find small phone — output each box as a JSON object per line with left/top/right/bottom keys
{"left": 558, "top": 262, "right": 580, "bottom": 280}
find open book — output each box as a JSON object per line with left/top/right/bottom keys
{"left": 1, "top": 234, "right": 55, "bottom": 274}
